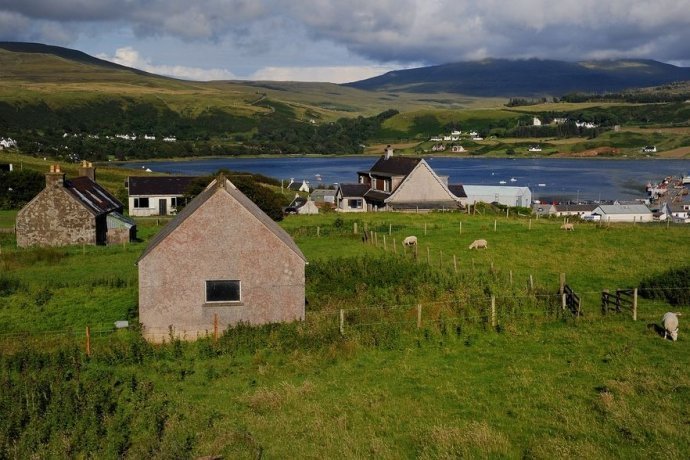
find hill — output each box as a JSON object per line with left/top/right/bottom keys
{"left": 346, "top": 58, "right": 690, "bottom": 97}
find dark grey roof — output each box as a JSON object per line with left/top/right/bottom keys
{"left": 363, "top": 189, "right": 390, "bottom": 202}
{"left": 128, "top": 176, "right": 198, "bottom": 195}
{"left": 365, "top": 155, "right": 421, "bottom": 176}
{"left": 65, "top": 176, "right": 122, "bottom": 215}
{"left": 339, "top": 184, "right": 368, "bottom": 197}
{"left": 554, "top": 204, "right": 597, "bottom": 212}
{"left": 139, "top": 176, "right": 306, "bottom": 263}
{"left": 448, "top": 184, "right": 467, "bottom": 198}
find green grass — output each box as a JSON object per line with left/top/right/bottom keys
{"left": 2, "top": 211, "right": 690, "bottom": 457}
{"left": 0, "top": 210, "right": 16, "bottom": 228}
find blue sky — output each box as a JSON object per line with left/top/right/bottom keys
{"left": 2, "top": 0, "right": 690, "bottom": 83}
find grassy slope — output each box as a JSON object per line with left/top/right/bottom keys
{"left": 2, "top": 208, "right": 690, "bottom": 456}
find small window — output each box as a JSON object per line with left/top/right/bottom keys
{"left": 206, "top": 280, "right": 241, "bottom": 302}
{"left": 348, "top": 199, "right": 363, "bottom": 209}
{"left": 134, "top": 197, "right": 150, "bottom": 208}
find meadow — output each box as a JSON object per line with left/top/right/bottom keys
{"left": 1, "top": 209, "right": 690, "bottom": 458}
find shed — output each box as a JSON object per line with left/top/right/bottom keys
{"left": 138, "top": 175, "right": 307, "bottom": 342}
{"left": 591, "top": 204, "right": 653, "bottom": 223}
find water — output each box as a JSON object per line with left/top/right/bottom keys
{"left": 120, "top": 157, "right": 690, "bottom": 202}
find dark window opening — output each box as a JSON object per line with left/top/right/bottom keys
{"left": 206, "top": 280, "right": 241, "bottom": 302}
{"left": 134, "top": 197, "right": 150, "bottom": 208}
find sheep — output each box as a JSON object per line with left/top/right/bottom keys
{"left": 468, "top": 239, "right": 488, "bottom": 250}
{"left": 662, "top": 312, "right": 681, "bottom": 341}
{"left": 403, "top": 236, "right": 418, "bottom": 246}
{"left": 561, "top": 223, "right": 574, "bottom": 231}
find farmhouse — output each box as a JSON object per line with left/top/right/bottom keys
{"left": 591, "top": 203, "right": 653, "bottom": 223}
{"left": 127, "top": 176, "right": 198, "bottom": 216}
{"left": 285, "top": 195, "right": 319, "bottom": 215}
{"left": 554, "top": 203, "right": 598, "bottom": 218}
{"left": 335, "top": 147, "right": 461, "bottom": 212}
{"left": 138, "top": 175, "right": 307, "bottom": 342}
{"left": 16, "top": 162, "right": 135, "bottom": 247}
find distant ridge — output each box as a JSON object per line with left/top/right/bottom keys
{"left": 345, "top": 58, "right": 690, "bottom": 97}
{"left": 0, "top": 41, "right": 152, "bottom": 77}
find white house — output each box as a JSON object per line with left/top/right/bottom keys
{"left": 127, "top": 176, "right": 198, "bottom": 216}
{"left": 533, "top": 117, "right": 542, "bottom": 126}
{"left": 0, "top": 138, "right": 18, "bottom": 150}
{"left": 451, "top": 130, "right": 461, "bottom": 136}
{"left": 591, "top": 204, "right": 653, "bottom": 223}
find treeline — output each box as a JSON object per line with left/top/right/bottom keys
{"left": 0, "top": 169, "right": 44, "bottom": 210}
{"left": 0, "top": 97, "right": 400, "bottom": 159}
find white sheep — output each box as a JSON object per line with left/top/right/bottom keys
{"left": 468, "top": 239, "right": 488, "bottom": 250}
{"left": 662, "top": 312, "right": 681, "bottom": 341}
{"left": 403, "top": 236, "right": 418, "bottom": 246}
{"left": 561, "top": 223, "right": 574, "bottom": 231}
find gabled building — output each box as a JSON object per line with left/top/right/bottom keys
{"left": 16, "top": 162, "right": 135, "bottom": 247}
{"left": 138, "top": 175, "right": 307, "bottom": 342}
{"left": 285, "top": 195, "right": 319, "bottom": 215}
{"left": 336, "top": 148, "right": 461, "bottom": 212}
{"left": 127, "top": 176, "right": 198, "bottom": 216}
{"left": 591, "top": 204, "right": 653, "bottom": 222}
{"left": 460, "top": 185, "right": 532, "bottom": 207}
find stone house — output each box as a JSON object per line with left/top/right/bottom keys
{"left": 138, "top": 175, "right": 307, "bottom": 342}
{"left": 336, "top": 148, "right": 461, "bottom": 212}
{"left": 16, "top": 163, "right": 135, "bottom": 247}
{"left": 127, "top": 176, "right": 198, "bottom": 216}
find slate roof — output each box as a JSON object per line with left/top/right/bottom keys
{"left": 139, "top": 176, "right": 306, "bottom": 263}
{"left": 363, "top": 189, "right": 390, "bottom": 202}
{"left": 65, "top": 176, "right": 122, "bottom": 215}
{"left": 555, "top": 204, "right": 597, "bottom": 212}
{"left": 448, "top": 184, "right": 467, "bottom": 198}
{"left": 596, "top": 204, "right": 652, "bottom": 215}
{"left": 128, "top": 176, "right": 198, "bottom": 195}
{"left": 360, "top": 155, "right": 421, "bottom": 176}
{"left": 338, "top": 184, "right": 368, "bottom": 197}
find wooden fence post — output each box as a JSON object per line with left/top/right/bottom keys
{"left": 509, "top": 270, "right": 513, "bottom": 285}
{"left": 559, "top": 273, "right": 566, "bottom": 296}
{"left": 491, "top": 296, "right": 496, "bottom": 328}
{"left": 632, "top": 288, "right": 638, "bottom": 321}
{"left": 354, "top": 222, "right": 358, "bottom": 234}
{"left": 389, "top": 223, "right": 392, "bottom": 235}
{"left": 529, "top": 218, "right": 532, "bottom": 230}
{"left": 426, "top": 246, "right": 430, "bottom": 265}
{"left": 317, "top": 226, "right": 320, "bottom": 237}
{"left": 602, "top": 289, "right": 609, "bottom": 315}
{"left": 494, "top": 220, "right": 497, "bottom": 232}
{"left": 529, "top": 274, "right": 534, "bottom": 290}
{"left": 562, "top": 293, "right": 567, "bottom": 312}
{"left": 453, "top": 255, "right": 457, "bottom": 274}
{"left": 213, "top": 313, "right": 219, "bottom": 342}
{"left": 459, "top": 221, "right": 462, "bottom": 234}
{"left": 383, "top": 234, "right": 387, "bottom": 252}
{"left": 85, "top": 326, "right": 91, "bottom": 357}
{"left": 339, "top": 309, "right": 345, "bottom": 335}
{"left": 417, "top": 304, "right": 422, "bottom": 328}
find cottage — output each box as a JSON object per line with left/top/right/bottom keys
{"left": 16, "top": 162, "right": 135, "bottom": 247}
{"left": 591, "top": 204, "right": 653, "bottom": 223}
{"left": 285, "top": 195, "right": 319, "bottom": 215}
{"left": 138, "top": 175, "right": 307, "bottom": 342}
{"left": 127, "top": 176, "right": 198, "bottom": 216}
{"left": 532, "top": 202, "right": 557, "bottom": 217}
{"left": 309, "top": 188, "right": 336, "bottom": 205}
{"left": 336, "top": 148, "right": 461, "bottom": 212}
{"left": 335, "top": 184, "right": 368, "bottom": 212}
{"left": 554, "top": 203, "right": 598, "bottom": 218}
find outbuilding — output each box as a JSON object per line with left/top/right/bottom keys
{"left": 138, "top": 175, "right": 307, "bottom": 342}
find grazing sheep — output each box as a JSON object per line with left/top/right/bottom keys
{"left": 561, "top": 223, "right": 574, "bottom": 231}
{"left": 468, "top": 239, "right": 488, "bottom": 250}
{"left": 662, "top": 312, "right": 680, "bottom": 341}
{"left": 403, "top": 236, "right": 418, "bottom": 246}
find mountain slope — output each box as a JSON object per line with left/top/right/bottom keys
{"left": 346, "top": 59, "right": 690, "bottom": 97}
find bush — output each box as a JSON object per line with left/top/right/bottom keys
{"left": 639, "top": 266, "right": 690, "bottom": 306}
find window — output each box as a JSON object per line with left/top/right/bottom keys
{"left": 206, "top": 280, "right": 241, "bottom": 302}
{"left": 133, "top": 197, "right": 149, "bottom": 208}
{"left": 171, "top": 196, "right": 186, "bottom": 207}
{"left": 348, "top": 199, "right": 363, "bottom": 209}
{"left": 384, "top": 180, "right": 391, "bottom": 192}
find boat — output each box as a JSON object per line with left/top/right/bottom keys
{"left": 499, "top": 180, "right": 507, "bottom": 184}
{"left": 538, "top": 183, "right": 546, "bottom": 187}
{"left": 510, "top": 177, "right": 517, "bottom": 182}
{"left": 682, "top": 174, "right": 690, "bottom": 185}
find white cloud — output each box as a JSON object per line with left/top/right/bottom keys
{"left": 249, "top": 65, "right": 406, "bottom": 83}
{"left": 97, "top": 47, "right": 238, "bottom": 81}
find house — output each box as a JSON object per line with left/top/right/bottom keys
{"left": 554, "top": 203, "right": 598, "bottom": 218}
{"left": 310, "top": 188, "right": 336, "bottom": 205}
{"left": 285, "top": 195, "right": 319, "bottom": 215}
{"left": 431, "top": 143, "right": 446, "bottom": 152}
{"left": 0, "top": 163, "right": 12, "bottom": 172}
{"left": 451, "top": 130, "right": 461, "bottom": 136}
{"left": 16, "top": 162, "right": 135, "bottom": 247}
{"left": 662, "top": 203, "right": 690, "bottom": 223}
{"left": 532, "top": 203, "right": 557, "bottom": 217}
{"left": 642, "top": 146, "right": 657, "bottom": 153}
{"left": 336, "top": 148, "right": 461, "bottom": 212}
{"left": 0, "top": 137, "right": 18, "bottom": 150}
{"left": 451, "top": 145, "right": 465, "bottom": 153}
{"left": 591, "top": 204, "right": 653, "bottom": 223}
{"left": 127, "top": 176, "right": 198, "bottom": 216}
{"left": 528, "top": 146, "right": 542, "bottom": 152}
{"left": 138, "top": 175, "right": 307, "bottom": 342}
{"left": 460, "top": 185, "right": 532, "bottom": 207}
{"left": 533, "top": 117, "right": 542, "bottom": 126}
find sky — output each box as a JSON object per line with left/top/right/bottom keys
{"left": 2, "top": 0, "right": 690, "bottom": 83}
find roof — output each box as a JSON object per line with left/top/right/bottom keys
{"left": 139, "top": 176, "right": 306, "bottom": 263}
{"left": 448, "top": 184, "right": 467, "bottom": 198}
{"left": 362, "top": 155, "right": 421, "bottom": 176}
{"left": 595, "top": 204, "right": 652, "bottom": 215}
{"left": 128, "top": 176, "right": 198, "bottom": 195}
{"left": 65, "top": 176, "right": 122, "bottom": 215}
{"left": 555, "top": 204, "right": 597, "bottom": 212}
{"left": 310, "top": 189, "right": 336, "bottom": 198}
{"left": 364, "top": 189, "right": 390, "bottom": 202}
{"left": 462, "top": 185, "right": 531, "bottom": 196}
{"left": 288, "top": 196, "right": 308, "bottom": 208}
{"left": 338, "top": 183, "right": 368, "bottom": 197}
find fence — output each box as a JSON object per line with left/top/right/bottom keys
{"left": 602, "top": 288, "right": 638, "bottom": 320}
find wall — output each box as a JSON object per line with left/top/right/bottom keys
{"left": 388, "top": 163, "right": 458, "bottom": 207}
{"left": 16, "top": 187, "right": 96, "bottom": 247}
{"left": 139, "top": 190, "right": 305, "bottom": 342}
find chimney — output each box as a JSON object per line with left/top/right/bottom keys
{"left": 78, "top": 160, "right": 96, "bottom": 182}
{"left": 45, "top": 164, "right": 65, "bottom": 188}
{"left": 384, "top": 145, "right": 394, "bottom": 159}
